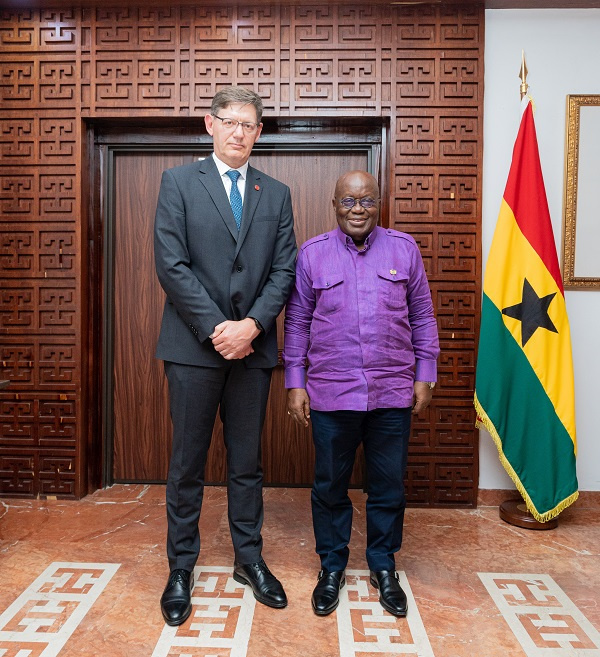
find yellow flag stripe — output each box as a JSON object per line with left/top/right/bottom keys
{"left": 484, "top": 199, "right": 576, "bottom": 446}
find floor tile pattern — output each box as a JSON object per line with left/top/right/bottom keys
{"left": 0, "top": 562, "right": 119, "bottom": 657}
{"left": 479, "top": 573, "right": 600, "bottom": 655}
{"left": 337, "top": 570, "right": 433, "bottom": 657}
{"left": 0, "top": 485, "right": 599, "bottom": 657}
{"left": 151, "top": 567, "right": 256, "bottom": 657}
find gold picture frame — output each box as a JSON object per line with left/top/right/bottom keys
{"left": 562, "top": 94, "right": 600, "bottom": 289}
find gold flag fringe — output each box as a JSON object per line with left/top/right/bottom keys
{"left": 474, "top": 393, "right": 578, "bottom": 522}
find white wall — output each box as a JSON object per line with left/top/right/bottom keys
{"left": 481, "top": 9, "right": 600, "bottom": 491}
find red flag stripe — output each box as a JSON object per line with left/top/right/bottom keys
{"left": 503, "top": 101, "right": 564, "bottom": 294}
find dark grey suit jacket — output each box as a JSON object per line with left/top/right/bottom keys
{"left": 154, "top": 155, "right": 297, "bottom": 368}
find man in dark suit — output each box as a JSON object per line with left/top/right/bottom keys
{"left": 154, "top": 87, "right": 297, "bottom": 626}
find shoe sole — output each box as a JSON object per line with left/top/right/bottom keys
{"left": 369, "top": 576, "right": 407, "bottom": 617}
{"left": 311, "top": 578, "right": 346, "bottom": 616}
{"left": 232, "top": 572, "right": 288, "bottom": 608}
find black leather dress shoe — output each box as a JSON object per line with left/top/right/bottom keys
{"left": 160, "top": 569, "right": 194, "bottom": 626}
{"left": 233, "top": 559, "right": 287, "bottom": 608}
{"left": 369, "top": 570, "right": 408, "bottom": 617}
{"left": 311, "top": 570, "right": 345, "bottom": 616}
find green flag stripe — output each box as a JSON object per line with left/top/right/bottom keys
{"left": 477, "top": 294, "right": 578, "bottom": 515}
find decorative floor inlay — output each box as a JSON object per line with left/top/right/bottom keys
{"left": 151, "top": 566, "right": 256, "bottom": 657}
{"left": 0, "top": 562, "right": 120, "bottom": 657}
{"left": 478, "top": 573, "right": 600, "bottom": 655}
{"left": 2, "top": 488, "right": 599, "bottom": 657}
{"left": 336, "top": 570, "right": 434, "bottom": 657}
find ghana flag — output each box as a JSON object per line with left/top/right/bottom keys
{"left": 474, "top": 97, "right": 578, "bottom": 522}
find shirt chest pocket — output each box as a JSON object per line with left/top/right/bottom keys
{"left": 377, "top": 269, "right": 408, "bottom": 310}
{"left": 312, "top": 274, "right": 344, "bottom": 314}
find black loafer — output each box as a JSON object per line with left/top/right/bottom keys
{"left": 160, "top": 569, "right": 194, "bottom": 626}
{"left": 233, "top": 559, "right": 287, "bottom": 608}
{"left": 369, "top": 570, "right": 407, "bottom": 617}
{"left": 311, "top": 570, "right": 345, "bottom": 616}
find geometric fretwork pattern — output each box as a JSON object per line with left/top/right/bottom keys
{"left": 151, "top": 567, "right": 256, "bottom": 657}
{"left": 478, "top": 573, "right": 600, "bottom": 654}
{"left": 0, "top": 562, "right": 120, "bottom": 656}
{"left": 337, "top": 570, "right": 435, "bottom": 657}
{"left": 0, "top": 3, "right": 483, "bottom": 501}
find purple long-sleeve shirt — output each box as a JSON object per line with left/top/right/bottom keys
{"left": 283, "top": 226, "right": 440, "bottom": 411}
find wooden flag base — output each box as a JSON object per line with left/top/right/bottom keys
{"left": 499, "top": 498, "right": 558, "bottom": 530}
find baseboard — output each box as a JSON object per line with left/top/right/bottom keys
{"left": 478, "top": 489, "right": 600, "bottom": 509}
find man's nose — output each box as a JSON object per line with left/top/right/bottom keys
{"left": 232, "top": 122, "right": 245, "bottom": 136}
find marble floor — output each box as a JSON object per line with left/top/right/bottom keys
{"left": 0, "top": 485, "right": 599, "bottom": 657}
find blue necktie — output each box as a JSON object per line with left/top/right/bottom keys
{"left": 226, "top": 170, "right": 243, "bottom": 230}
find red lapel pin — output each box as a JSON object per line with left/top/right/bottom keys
{"left": 255, "top": 185, "right": 260, "bottom": 191}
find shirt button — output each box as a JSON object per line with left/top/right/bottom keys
{"left": 236, "top": 265, "right": 243, "bottom": 272}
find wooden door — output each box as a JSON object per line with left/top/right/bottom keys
{"left": 111, "top": 144, "right": 371, "bottom": 484}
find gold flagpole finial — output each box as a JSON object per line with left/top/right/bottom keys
{"left": 519, "top": 50, "right": 529, "bottom": 100}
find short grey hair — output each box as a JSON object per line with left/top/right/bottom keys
{"left": 210, "top": 86, "right": 264, "bottom": 123}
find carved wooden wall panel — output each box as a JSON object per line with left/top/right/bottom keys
{"left": 0, "top": 3, "right": 483, "bottom": 503}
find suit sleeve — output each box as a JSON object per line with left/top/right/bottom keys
{"left": 245, "top": 186, "right": 297, "bottom": 332}
{"left": 154, "top": 168, "right": 227, "bottom": 341}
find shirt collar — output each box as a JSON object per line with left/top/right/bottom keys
{"left": 212, "top": 152, "right": 249, "bottom": 179}
{"left": 335, "top": 225, "right": 380, "bottom": 251}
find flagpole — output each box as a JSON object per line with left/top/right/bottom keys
{"left": 496, "top": 52, "right": 559, "bottom": 530}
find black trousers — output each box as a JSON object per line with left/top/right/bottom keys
{"left": 310, "top": 407, "right": 412, "bottom": 572}
{"left": 164, "top": 360, "right": 272, "bottom": 571}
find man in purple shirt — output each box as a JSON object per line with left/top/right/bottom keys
{"left": 283, "top": 170, "right": 439, "bottom": 617}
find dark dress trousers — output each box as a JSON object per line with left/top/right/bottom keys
{"left": 154, "top": 156, "right": 297, "bottom": 571}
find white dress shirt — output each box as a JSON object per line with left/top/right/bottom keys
{"left": 212, "top": 153, "right": 248, "bottom": 202}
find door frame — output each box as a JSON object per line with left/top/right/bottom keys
{"left": 88, "top": 117, "right": 389, "bottom": 488}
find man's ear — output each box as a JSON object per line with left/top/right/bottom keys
{"left": 204, "top": 113, "right": 214, "bottom": 136}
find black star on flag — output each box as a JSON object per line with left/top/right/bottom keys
{"left": 502, "top": 278, "right": 559, "bottom": 347}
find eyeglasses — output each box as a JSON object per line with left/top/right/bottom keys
{"left": 338, "top": 197, "right": 378, "bottom": 209}
{"left": 212, "top": 114, "right": 260, "bottom": 134}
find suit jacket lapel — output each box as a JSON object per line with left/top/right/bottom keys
{"left": 197, "top": 156, "right": 238, "bottom": 240}
{"left": 236, "top": 165, "right": 262, "bottom": 256}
